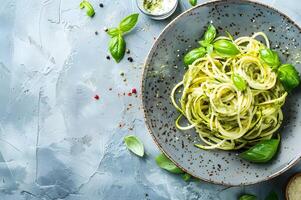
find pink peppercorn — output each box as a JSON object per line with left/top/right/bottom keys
{"left": 94, "top": 95, "right": 100, "bottom": 100}
{"left": 131, "top": 88, "right": 137, "bottom": 94}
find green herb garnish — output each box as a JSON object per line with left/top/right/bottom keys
{"left": 80, "top": 0, "right": 95, "bottom": 17}
{"left": 118, "top": 13, "right": 139, "bottom": 33}
{"left": 183, "top": 47, "right": 206, "bottom": 66}
{"left": 259, "top": 48, "right": 280, "bottom": 70}
{"left": 106, "top": 13, "right": 139, "bottom": 63}
{"left": 124, "top": 135, "right": 144, "bottom": 157}
{"left": 213, "top": 39, "right": 240, "bottom": 56}
{"left": 155, "top": 153, "right": 183, "bottom": 174}
{"left": 278, "top": 64, "right": 300, "bottom": 92}
{"left": 183, "top": 24, "right": 217, "bottom": 67}
{"left": 109, "top": 34, "right": 126, "bottom": 63}
{"left": 232, "top": 74, "right": 247, "bottom": 91}
{"left": 107, "top": 28, "right": 121, "bottom": 37}
{"left": 239, "top": 194, "right": 257, "bottom": 200}
{"left": 189, "top": 0, "right": 197, "bottom": 6}
{"left": 203, "top": 24, "right": 217, "bottom": 44}
{"left": 239, "top": 136, "right": 280, "bottom": 163}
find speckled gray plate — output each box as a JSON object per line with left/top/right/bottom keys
{"left": 142, "top": 0, "right": 301, "bottom": 186}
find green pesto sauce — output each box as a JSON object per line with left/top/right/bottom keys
{"left": 143, "top": 0, "right": 163, "bottom": 12}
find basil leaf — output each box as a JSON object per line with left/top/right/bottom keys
{"left": 259, "top": 48, "right": 280, "bottom": 70}
{"left": 225, "top": 30, "right": 234, "bottom": 41}
{"left": 239, "top": 194, "right": 257, "bottom": 200}
{"left": 203, "top": 24, "right": 216, "bottom": 43}
{"left": 184, "top": 47, "right": 206, "bottom": 66}
{"left": 199, "top": 40, "right": 210, "bottom": 47}
{"left": 232, "top": 74, "right": 247, "bottom": 91}
{"left": 155, "top": 153, "right": 183, "bottom": 174}
{"left": 124, "top": 135, "right": 144, "bottom": 157}
{"left": 213, "top": 39, "right": 240, "bottom": 56}
{"left": 109, "top": 35, "right": 126, "bottom": 63}
{"left": 182, "top": 173, "right": 191, "bottom": 181}
{"left": 119, "top": 13, "right": 139, "bottom": 33}
{"left": 79, "top": 0, "right": 95, "bottom": 17}
{"left": 107, "top": 28, "right": 121, "bottom": 37}
{"left": 278, "top": 64, "right": 300, "bottom": 92}
{"left": 239, "top": 137, "right": 280, "bottom": 163}
{"left": 189, "top": 0, "right": 197, "bottom": 6}
{"left": 207, "top": 44, "right": 214, "bottom": 54}
{"left": 265, "top": 191, "right": 278, "bottom": 200}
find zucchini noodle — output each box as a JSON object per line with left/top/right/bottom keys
{"left": 171, "top": 32, "right": 287, "bottom": 150}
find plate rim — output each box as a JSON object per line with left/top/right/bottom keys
{"left": 141, "top": 0, "right": 301, "bottom": 186}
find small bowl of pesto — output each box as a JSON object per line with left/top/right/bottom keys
{"left": 136, "top": 0, "right": 178, "bottom": 20}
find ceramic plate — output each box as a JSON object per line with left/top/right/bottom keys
{"left": 142, "top": 0, "right": 301, "bottom": 185}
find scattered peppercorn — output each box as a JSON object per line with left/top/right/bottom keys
{"left": 94, "top": 95, "right": 100, "bottom": 100}
{"left": 104, "top": 27, "right": 108, "bottom": 32}
{"left": 99, "top": 3, "right": 104, "bottom": 8}
{"left": 131, "top": 88, "right": 137, "bottom": 94}
{"left": 120, "top": 72, "right": 125, "bottom": 76}
{"left": 95, "top": 31, "right": 98, "bottom": 35}
{"left": 127, "top": 57, "right": 133, "bottom": 62}
{"left": 126, "top": 49, "right": 130, "bottom": 54}
{"left": 106, "top": 55, "right": 110, "bottom": 60}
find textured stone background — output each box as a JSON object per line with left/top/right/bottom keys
{"left": 0, "top": 0, "right": 300, "bottom": 199}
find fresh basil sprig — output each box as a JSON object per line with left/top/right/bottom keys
{"left": 213, "top": 39, "right": 240, "bottom": 56}
{"left": 232, "top": 74, "right": 247, "bottom": 91}
{"left": 277, "top": 64, "right": 300, "bottom": 92}
{"left": 239, "top": 194, "right": 257, "bottom": 200}
{"left": 107, "top": 13, "right": 139, "bottom": 63}
{"left": 189, "top": 0, "right": 197, "bottom": 6}
{"left": 124, "top": 135, "right": 144, "bottom": 157}
{"left": 184, "top": 47, "right": 206, "bottom": 66}
{"left": 80, "top": 0, "right": 95, "bottom": 17}
{"left": 239, "top": 136, "right": 280, "bottom": 163}
{"left": 184, "top": 25, "right": 216, "bottom": 67}
{"left": 259, "top": 48, "right": 280, "bottom": 70}
{"left": 265, "top": 191, "right": 278, "bottom": 200}
{"left": 155, "top": 153, "right": 183, "bottom": 174}
{"left": 109, "top": 35, "right": 126, "bottom": 63}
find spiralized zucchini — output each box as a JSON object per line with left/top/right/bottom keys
{"left": 171, "top": 32, "right": 287, "bottom": 150}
